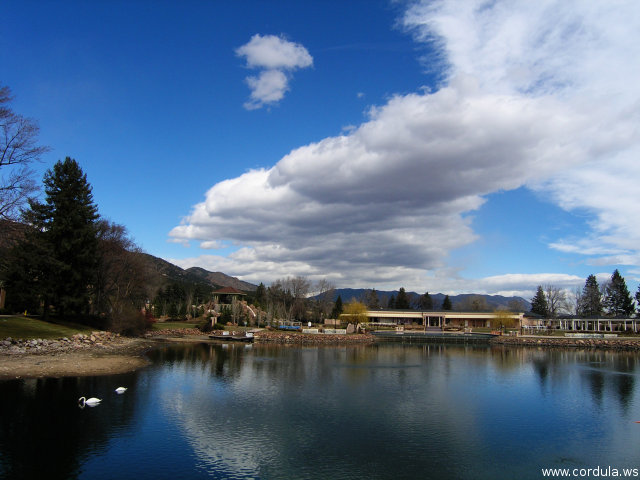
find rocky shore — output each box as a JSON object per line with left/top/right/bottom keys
{"left": 0, "top": 331, "right": 158, "bottom": 380}
{"left": 253, "top": 330, "right": 375, "bottom": 344}
{"left": 492, "top": 335, "right": 640, "bottom": 350}
{"left": 0, "top": 331, "right": 127, "bottom": 355}
{"left": 148, "top": 327, "right": 376, "bottom": 344}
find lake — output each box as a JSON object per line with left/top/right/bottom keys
{"left": 1, "top": 342, "right": 640, "bottom": 479}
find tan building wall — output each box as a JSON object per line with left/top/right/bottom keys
{"left": 366, "top": 310, "right": 524, "bottom": 328}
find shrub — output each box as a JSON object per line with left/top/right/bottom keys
{"left": 108, "top": 306, "right": 148, "bottom": 337}
{"left": 198, "top": 320, "right": 213, "bottom": 333}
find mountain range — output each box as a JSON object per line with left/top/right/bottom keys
{"left": 327, "top": 288, "right": 531, "bottom": 312}
{"left": 141, "top": 256, "right": 530, "bottom": 310}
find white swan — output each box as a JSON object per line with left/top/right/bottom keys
{"left": 78, "top": 396, "right": 101, "bottom": 407}
{"left": 115, "top": 387, "right": 127, "bottom": 394}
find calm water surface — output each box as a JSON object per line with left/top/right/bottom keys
{"left": 2, "top": 342, "right": 640, "bottom": 479}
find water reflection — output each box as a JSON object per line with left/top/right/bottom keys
{"left": 2, "top": 343, "right": 640, "bottom": 480}
{"left": 144, "top": 343, "right": 640, "bottom": 479}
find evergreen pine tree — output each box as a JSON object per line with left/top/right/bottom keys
{"left": 387, "top": 295, "right": 396, "bottom": 309}
{"left": 578, "top": 274, "right": 602, "bottom": 317}
{"left": 442, "top": 295, "right": 452, "bottom": 311}
{"left": 27, "top": 157, "right": 99, "bottom": 318}
{"left": 419, "top": 291, "right": 433, "bottom": 310}
{"left": 396, "top": 287, "right": 411, "bottom": 309}
{"left": 330, "top": 295, "right": 343, "bottom": 319}
{"left": 255, "top": 282, "right": 267, "bottom": 309}
{"left": 603, "top": 269, "right": 634, "bottom": 317}
{"left": 2, "top": 223, "right": 59, "bottom": 316}
{"left": 636, "top": 285, "right": 640, "bottom": 316}
{"left": 530, "top": 286, "right": 548, "bottom": 316}
{"left": 368, "top": 288, "right": 380, "bottom": 309}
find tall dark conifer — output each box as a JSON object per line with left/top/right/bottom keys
{"left": 387, "top": 295, "right": 396, "bottom": 309}
{"left": 330, "top": 295, "right": 343, "bottom": 319}
{"left": 395, "top": 287, "right": 411, "bottom": 309}
{"left": 419, "top": 291, "right": 433, "bottom": 310}
{"left": 530, "top": 286, "right": 548, "bottom": 316}
{"left": 578, "top": 274, "right": 602, "bottom": 317}
{"left": 2, "top": 222, "right": 59, "bottom": 316}
{"left": 368, "top": 288, "right": 380, "bottom": 309}
{"left": 603, "top": 269, "right": 634, "bottom": 317}
{"left": 255, "top": 282, "right": 267, "bottom": 309}
{"left": 442, "top": 295, "right": 452, "bottom": 311}
{"left": 29, "top": 157, "right": 99, "bottom": 318}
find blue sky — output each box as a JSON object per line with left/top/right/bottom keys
{"left": 3, "top": 0, "right": 640, "bottom": 301}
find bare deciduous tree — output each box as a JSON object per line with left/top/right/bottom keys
{"left": 458, "top": 295, "right": 488, "bottom": 312}
{"left": 312, "top": 278, "right": 335, "bottom": 322}
{"left": 544, "top": 284, "right": 570, "bottom": 318}
{"left": 507, "top": 298, "right": 527, "bottom": 313}
{"left": 0, "top": 86, "right": 50, "bottom": 219}
{"left": 93, "top": 220, "right": 149, "bottom": 318}
{"left": 570, "top": 286, "right": 582, "bottom": 316}
{"left": 285, "top": 276, "right": 311, "bottom": 320}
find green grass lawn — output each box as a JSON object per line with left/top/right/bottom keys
{"left": 152, "top": 320, "right": 201, "bottom": 330}
{"left": 0, "top": 316, "right": 94, "bottom": 340}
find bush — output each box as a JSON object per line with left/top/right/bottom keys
{"left": 198, "top": 320, "right": 213, "bottom": 333}
{"left": 108, "top": 306, "right": 148, "bottom": 337}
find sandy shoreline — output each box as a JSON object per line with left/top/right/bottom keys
{"left": 0, "top": 336, "right": 163, "bottom": 380}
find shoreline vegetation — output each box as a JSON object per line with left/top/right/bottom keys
{"left": 4, "top": 326, "right": 640, "bottom": 380}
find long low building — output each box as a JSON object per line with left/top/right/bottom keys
{"left": 542, "top": 317, "right": 640, "bottom": 333}
{"left": 363, "top": 310, "right": 640, "bottom": 333}
{"left": 365, "top": 310, "right": 524, "bottom": 329}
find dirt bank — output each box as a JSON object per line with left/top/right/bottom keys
{"left": 0, "top": 336, "right": 160, "bottom": 380}
{"left": 0, "top": 330, "right": 205, "bottom": 380}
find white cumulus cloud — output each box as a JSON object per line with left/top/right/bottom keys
{"left": 403, "top": 0, "right": 640, "bottom": 266}
{"left": 236, "top": 34, "right": 313, "bottom": 110}
{"left": 172, "top": 0, "right": 640, "bottom": 295}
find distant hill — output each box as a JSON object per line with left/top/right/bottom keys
{"left": 327, "top": 288, "right": 531, "bottom": 312}
{"left": 184, "top": 266, "right": 257, "bottom": 292}
{"left": 138, "top": 253, "right": 257, "bottom": 293}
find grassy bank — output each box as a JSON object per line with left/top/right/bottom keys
{"left": 0, "top": 316, "right": 94, "bottom": 340}
{"left": 152, "top": 320, "right": 200, "bottom": 330}
{"left": 0, "top": 316, "right": 204, "bottom": 341}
